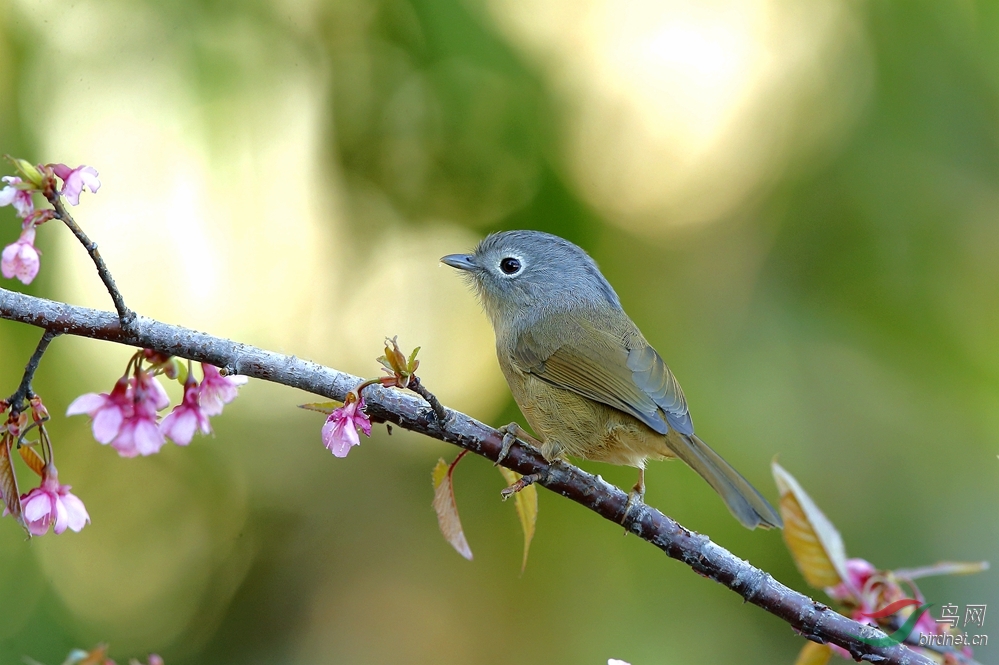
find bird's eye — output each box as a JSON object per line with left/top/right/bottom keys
{"left": 499, "top": 257, "right": 522, "bottom": 275}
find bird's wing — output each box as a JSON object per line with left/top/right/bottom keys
{"left": 511, "top": 315, "right": 693, "bottom": 436}
{"left": 626, "top": 341, "right": 693, "bottom": 435}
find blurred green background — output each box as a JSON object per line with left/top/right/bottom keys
{"left": 0, "top": 0, "right": 997, "bottom": 663}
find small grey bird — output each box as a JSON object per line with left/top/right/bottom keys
{"left": 441, "top": 230, "right": 781, "bottom": 529}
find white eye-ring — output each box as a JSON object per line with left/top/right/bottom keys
{"left": 498, "top": 255, "right": 524, "bottom": 276}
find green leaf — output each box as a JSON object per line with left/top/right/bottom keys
{"left": 10, "top": 157, "right": 43, "bottom": 187}
{"left": 892, "top": 561, "right": 989, "bottom": 581}
{"left": 497, "top": 466, "right": 537, "bottom": 572}
{"left": 432, "top": 452, "right": 473, "bottom": 560}
{"left": 772, "top": 461, "right": 850, "bottom": 592}
{"left": 407, "top": 345, "right": 421, "bottom": 373}
{"left": 298, "top": 400, "right": 342, "bottom": 415}
{"left": 172, "top": 358, "right": 189, "bottom": 384}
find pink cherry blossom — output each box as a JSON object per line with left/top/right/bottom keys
{"left": 112, "top": 395, "right": 164, "bottom": 457}
{"left": 0, "top": 176, "right": 34, "bottom": 218}
{"left": 51, "top": 163, "right": 100, "bottom": 206}
{"left": 161, "top": 376, "right": 211, "bottom": 445}
{"left": 136, "top": 371, "right": 171, "bottom": 411}
{"left": 198, "top": 363, "right": 247, "bottom": 416}
{"left": 321, "top": 396, "right": 371, "bottom": 457}
{"left": 2, "top": 226, "right": 40, "bottom": 285}
{"left": 111, "top": 372, "right": 168, "bottom": 456}
{"left": 20, "top": 467, "right": 90, "bottom": 536}
{"left": 827, "top": 558, "right": 876, "bottom": 605}
{"left": 67, "top": 376, "right": 132, "bottom": 444}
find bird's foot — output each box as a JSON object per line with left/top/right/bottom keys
{"left": 495, "top": 422, "right": 542, "bottom": 466}
{"left": 500, "top": 469, "right": 548, "bottom": 501}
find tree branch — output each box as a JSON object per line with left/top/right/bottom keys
{"left": 0, "top": 285, "right": 947, "bottom": 665}
{"left": 5, "top": 329, "right": 59, "bottom": 413}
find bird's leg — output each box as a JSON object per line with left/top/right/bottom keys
{"left": 622, "top": 468, "right": 646, "bottom": 525}
{"left": 495, "top": 422, "right": 542, "bottom": 466}
{"left": 500, "top": 469, "right": 549, "bottom": 500}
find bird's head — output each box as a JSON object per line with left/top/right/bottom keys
{"left": 441, "top": 230, "right": 621, "bottom": 331}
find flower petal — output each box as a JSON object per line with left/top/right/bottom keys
{"left": 162, "top": 408, "right": 196, "bottom": 445}
{"left": 147, "top": 376, "right": 170, "bottom": 411}
{"left": 330, "top": 421, "right": 360, "bottom": 458}
{"left": 79, "top": 167, "right": 100, "bottom": 194}
{"left": 91, "top": 406, "right": 124, "bottom": 444}
{"left": 1, "top": 243, "right": 19, "bottom": 279}
{"left": 66, "top": 392, "right": 107, "bottom": 416}
{"left": 52, "top": 494, "right": 70, "bottom": 534}
{"left": 134, "top": 419, "right": 166, "bottom": 455}
{"left": 356, "top": 412, "right": 372, "bottom": 437}
{"left": 59, "top": 491, "right": 90, "bottom": 532}
{"left": 22, "top": 490, "right": 52, "bottom": 523}
{"left": 50, "top": 164, "right": 72, "bottom": 180}
{"left": 0, "top": 184, "right": 17, "bottom": 207}
{"left": 111, "top": 423, "right": 141, "bottom": 458}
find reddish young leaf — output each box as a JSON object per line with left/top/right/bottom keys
{"left": 431, "top": 451, "right": 473, "bottom": 560}
{"left": 377, "top": 336, "right": 420, "bottom": 388}
{"left": 0, "top": 437, "right": 23, "bottom": 526}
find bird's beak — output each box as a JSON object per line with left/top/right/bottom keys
{"left": 440, "top": 254, "right": 478, "bottom": 271}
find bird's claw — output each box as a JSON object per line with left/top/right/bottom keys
{"left": 495, "top": 422, "right": 541, "bottom": 466}
{"left": 500, "top": 470, "right": 548, "bottom": 501}
{"left": 497, "top": 430, "right": 517, "bottom": 466}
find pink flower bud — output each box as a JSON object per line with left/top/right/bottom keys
{"left": 160, "top": 376, "right": 211, "bottom": 446}
{"left": 1, "top": 226, "right": 40, "bottom": 285}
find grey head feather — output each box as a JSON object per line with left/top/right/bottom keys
{"left": 468, "top": 231, "right": 621, "bottom": 328}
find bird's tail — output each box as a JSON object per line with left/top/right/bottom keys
{"left": 665, "top": 431, "right": 783, "bottom": 530}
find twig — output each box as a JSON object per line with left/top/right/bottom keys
{"left": 0, "top": 286, "right": 956, "bottom": 665}
{"left": 6, "top": 329, "right": 58, "bottom": 414}
{"left": 46, "top": 195, "right": 134, "bottom": 327}
{"left": 409, "top": 375, "right": 448, "bottom": 424}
